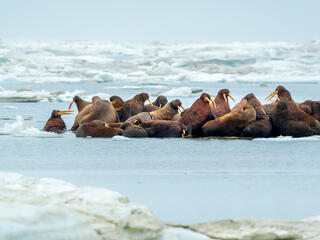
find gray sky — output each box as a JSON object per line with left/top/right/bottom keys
{"left": 1, "top": 0, "right": 319, "bottom": 42}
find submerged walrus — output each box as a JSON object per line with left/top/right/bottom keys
{"left": 70, "top": 96, "right": 118, "bottom": 131}
{"left": 141, "top": 120, "right": 186, "bottom": 138}
{"left": 76, "top": 120, "right": 122, "bottom": 138}
{"left": 240, "top": 94, "right": 272, "bottom": 138}
{"left": 179, "top": 93, "right": 215, "bottom": 137}
{"left": 212, "top": 89, "right": 235, "bottom": 118}
{"left": 202, "top": 99, "right": 256, "bottom": 137}
{"left": 43, "top": 110, "right": 73, "bottom": 133}
{"left": 266, "top": 86, "right": 320, "bottom": 137}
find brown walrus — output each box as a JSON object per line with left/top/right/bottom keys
{"left": 144, "top": 95, "right": 168, "bottom": 112}
{"left": 212, "top": 89, "right": 235, "bottom": 118}
{"left": 240, "top": 94, "right": 272, "bottom": 138}
{"left": 118, "top": 120, "right": 148, "bottom": 138}
{"left": 43, "top": 110, "right": 73, "bottom": 133}
{"left": 141, "top": 120, "right": 186, "bottom": 138}
{"left": 76, "top": 120, "right": 123, "bottom": 138}
{"left": 299, "top": 100, "right": 320, "bottom": 121}
{"left": 202, "top": 99, "right": 256, "bottom": 137}
{"left": 126, "top": 92, "right": 152, "bottom": 116}
{"left": 110, "top": 95, "right": 124, "bottom": 109}
{"left": 267, "top": 86, "right": 320, "bottom": 137}
{"left": 179, "top": 93, "right": 215, "bottom": 137}
{"left": 69, "top": 96, "right": 91, "bottom": 112}
{"left": 124, "top": 99, "right": 184, "bottom": 124}
{"left": 71, "top": 96, "right": 118, "bottom": 131}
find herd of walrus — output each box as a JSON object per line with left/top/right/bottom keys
{"left": 43, "top": 85, "right": 320, "bottom": 138}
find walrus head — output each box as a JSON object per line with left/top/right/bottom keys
{"left": 153, "top": 95, "right": 168, "bottom": 108}
{"left": 110, "top": 95, "right": 123, "bottom": 102}
{"left": 68, "top": 95, "right": 91, "bottom": 112}
{"left": 216, "top": 89, "right": 236, "bottom": 103}
{"left": 134, "top": 93, "right": 153, "bottom": 105}
{"left": 165, "top": 99, "right": 185, "bottom": 113}
{"left": 200, "top": 93, "right": 216, "bottom": 108}
{"left": 51, "top": 110, "right": 73, "bottom": 118}
{"left": 266, "top": 85, "right": 293, "bottom": 102}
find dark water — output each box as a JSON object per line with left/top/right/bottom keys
{"left": 0, "top": 81, "right": 320, "bottom": 224}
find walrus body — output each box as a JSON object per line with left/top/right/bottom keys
{"left": 202, "top": 100, "right": 256, "bottom": 137}
{"left": 270, "top": 99, "right": 320, "bottom": 137}
{"left": 141, "top": 120, "right": 186, "bottom": 138}
{"left": 43, "top": 110, "right": 72, "bottom": 133}
{"left": 119, "top": 121, "right": 148, "bottom": 138}
{"left": 299, "top": 100, "right": 320, "bottom": 121}
{"left": 71, "top": 96, "right": 118, "bottom": 131}
{"left": 240, "top": 94, "right": 272, "bottom": 138}
{"left": 76, "top": 120, "right": 123, "bottom": 138}
{"left": 267, "top": 86, "right": 320, "bottom": 137}
{"left": 179, "top": 93, "right": 215, "bottom": 137}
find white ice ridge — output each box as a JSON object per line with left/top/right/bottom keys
{"left": 1, "top": 40, "right": 320, "bottom": 84}
{"left": 0, "top": 172, "right": 320, "bottom": 240}
{"left": 0, "top": 86, "right": 110, "bottom": 102}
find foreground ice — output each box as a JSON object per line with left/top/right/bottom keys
{"left": 0, "top": 172, "right": 319, "bottom": 240}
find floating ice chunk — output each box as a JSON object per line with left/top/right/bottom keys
{"left": 160, "top": 87, "right": 203, "bottom": 97}
{"left": 112, "top": 135, "right": 130, "bottom": 141}
{"left": 0, "top": 116, "right": 61, "bottom": 138}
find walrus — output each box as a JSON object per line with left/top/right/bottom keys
{"left": 299, "top": 100, "right": 320, "bottom": 121}
{"left": 126, "top": 92, "right": 153, "bottom": 116}
{"left": 76, "top": 120, "right": 123, "bottom": 138}
{"left": 124, "top": 99, "right": 184, "bottom": 124}
{"left": 270, "top": 99, "right": 320, "bottom": 137}
{"left": 115, "top": 102, "right": 131, "bottom": 122}
{"left": 110, "top": 95, "right": 124, "bottom": 109}
{"left": 43, "top": 110, "right": 73, "bottom": 133}
{"left": 179, "top": 93, "right": 215, "bottom": 137}
{"left": 202, "top": 99, "right": 256, "bottom": 137}
{"left": 144, "top": 95, "right": 168, "bottom": 112}
{"left": 69, "top": 96, "right": 91, "bottom": 112}
{"left": 141, "top": 120, "right": 186, "bottom": 138}
{"left": 71, "top": 96, "right": 118, "bottom": 131}
{"left": 240, "top": 94, "right": 272, "bottom": 138}
{"left": 212, "top": 89, "right": 235, "bottom": 118}
{"left": 118, "top": 120, "right": 148, "bottom": 138}
{"left": 266, "top": 86, "right": 320, "bottom": 137}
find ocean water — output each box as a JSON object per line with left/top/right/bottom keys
{"left": 0, "top": 40, "right": 320, "bottom": 225}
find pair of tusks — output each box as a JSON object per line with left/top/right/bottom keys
{"left": 59, "top": 110, "right": 73, "bottom": 115}
{"left": 177, "top": 105, "right": 185, "bottom": 113}
{"left": 223, "top": 93, "right": 236, "bottom": 103}
{"left": 205, "top": 97, "right": 216, "bottom": 108}
{"left": 265, "top": 90, "right": 280, "bottom": 102}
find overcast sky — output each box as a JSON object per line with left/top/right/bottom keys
{"left": 1, "top": 0, "right": 319, "bottom": 42}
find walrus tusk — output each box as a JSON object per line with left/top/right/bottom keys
{"left": 147, "top": 99, "right": 153, "bottom": 106}
{"left": 210, "top": 98, "right": 216, "bottom": 108}
{"left": 59, "top": 110, "right": 74, "bottom": 115}
{"left": 180, "top": 105, "right": 185, "bottom": 111}
{"left": 104, "top": 123, "right": 109, "bottom": 127}
{"left": 228, "top": 94, "right": 236, "bottom": 102}
{"left": 223, "top": 93, "right": 228, "bottom": 103}
{"left": 177, "top": 106, "right": 182, "bottom": 112}
{"left": 159, "top": 104, "right": 162, "bottom": 108}
{"left": 68, "top": 100, "right": 74, "bottom": 110}
{"left": 265, "top": 90, "right": 278, "bottom": 101}
{"left": 277, "top": 96, "right": 280, "bottom": 101}
{"left": 182, "top": 129, "right": 186, "bottom": 138}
